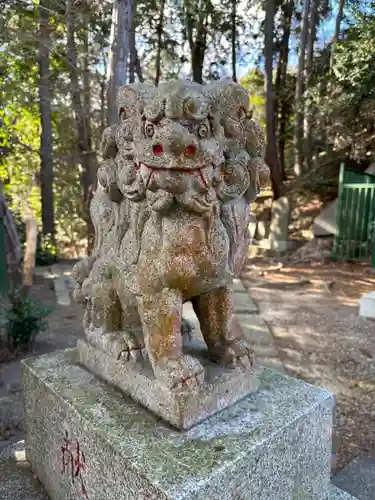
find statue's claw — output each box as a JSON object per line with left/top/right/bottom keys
{"left": 208, "top": 339, "right": 254, "bottom": 370}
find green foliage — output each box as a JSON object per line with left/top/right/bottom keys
{"left": 36, "top": 234, "right": 58, "bottom": 266}
{"left": 5, "top": 293, "right": 53, "bottom": 350}
{"left": 306, "top": 8, "right": 375, "bottom": 166}
{"left": 240, "top": 68, "right": 266, "bottom": 126}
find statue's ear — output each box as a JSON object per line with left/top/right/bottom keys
{"left": 213, "top": 80, "right": 249, "bottom": 114}
{"left": 101, "top": 125, "right": 118, "bottom": 159}
{"left": 117, "top": 83, "right": 156, "bottom": 120}
{"left": 117, "top": 86, "right": 139, "bottom": 120}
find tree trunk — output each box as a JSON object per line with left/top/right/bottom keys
{"left": 155, "top": 0, "right": 165, "bottom": 85}
{"left": 0, "top": 182, "right": 22, "bottom": 297}
{"left": 330, "top": 0, "right": 345, "bottom": 72}
{"left": 192, "top": 45, "right": 205, "bottom": 83}
{"left": 129, "top": 29, "right": 136, "bottom": 83}
{"left": 107, "top": 0, "right": 120, "bottom": 125}
{"left": 303, "top": 0, "right": 319, "bottom": 170}
{"left": 293, "top": 0, "right": 311, "bottom": 176}
{"left": 264, "top": 0, "right": 284, "bottom": 199}
{"left": 275, "top": 0, "right": 293, "bottom": 180}
{"left": 83, "top": 13, "right": 91, "bottom": 150}
{"left": 186, "top": 3, "right": 207, "bottom": 84}
{"left": 107, "top": 0, "right": 134, "bottom": 124}
{"left": 66, "top": 0, "right": 98, "bottom": 253}
{"left": 22, "top": 216, "right": 38, "bottom": 293}
{"left": 38, "top": 0, "right": 54, "bottom": 238}
{"left": 116, "top": 0, "right": 133, "bottom": 90}
{"left": 100, "top": 77, "right": 106, "bottom": 132}
{"left": 132, "top": 40, "right": 144, "bottom": 82}
{"left": 231, "top": 0, "right": 237, "bottom": 82}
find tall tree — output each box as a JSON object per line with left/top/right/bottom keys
{"left": 82, "top": 7, "right": 91, "bottom": 147}
{"left": 66, "top": 0, "right": 98, "bottom": 252}
{"left": 293, "top": 0, "right": 311, "bottom": 176}
{"left": 106, "top": 0, "right": 119, "bottom": 124}
{"left": 185, "top": 0, "right": 211, "bottom": 83}
{"left": 275, "top": 0, "right": 294, "bottom": 178}
{"left": 329, "top": 0, "right": 345, "bottom": 72}
{"left": 107, "top": 0, "right": 135, "bottom": 124}
{"left": 231, "top": 0, "right": 237, "bottom": 82}
{"left": 38, "top": 0, "right": 54, "bottom": 237}
{"left": 155, "top": 0, "right": 165, "bottom": 85}
{"left": 303, "top": 0, "right": 319, "bottom": 170}
{"left": 264, "top": 0, "right": 284, "bottom": 198}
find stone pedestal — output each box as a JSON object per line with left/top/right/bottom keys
{"left": 22, "top": 349, "right": 335, "bottom": 500}
{"left": 77, "top": 339, "right": 259, "bottom": 430}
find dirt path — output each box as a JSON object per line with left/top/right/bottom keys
{"left": 0, "top": 266, "right": 84, "bottom": 443}
{"left": 242, "top": 259, "right": 375, "bottom": 472}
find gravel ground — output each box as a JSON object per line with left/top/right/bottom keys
{"left": 242, "top": 259, "right": 375, "bottom": 473}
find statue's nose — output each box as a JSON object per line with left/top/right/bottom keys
{"left": 166, "top": 129, "right": 196, "bottom": 158}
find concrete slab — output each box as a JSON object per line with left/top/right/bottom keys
{"left": 332, "top": 454, "right": 375, "bottom": 500}
{"left": 359, "top": 292, "right": 375, "bottom": 319}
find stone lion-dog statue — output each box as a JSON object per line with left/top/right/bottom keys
{"left": 73, "top": 79, "right": 268, "bottom": 391}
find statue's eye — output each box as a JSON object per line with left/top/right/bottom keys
{"left": 144, "top": 122, "right": 155, "bottom": 138}
{"left": 197, "top": 124, "right": 209, "bottom": 138}
{"left": 237, "top": 107, "right": 246, "bottom": 120}
{"left": 119, "top": 107, "right": 126, "bottom": 120}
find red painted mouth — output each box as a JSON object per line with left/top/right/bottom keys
{"left": 139, "top": 163, "right": 210, "bottom": 189}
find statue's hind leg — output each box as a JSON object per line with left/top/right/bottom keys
{"left": 191, "top": 286, "right": 254, "bottom": 369}
{"left": 137, "top": 288, "right": 204, "bottom": 389}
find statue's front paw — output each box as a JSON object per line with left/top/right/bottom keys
{"left": 209, "top": 339, "right": 254, "bottom": 370}
{"left": 154, "top": 354, "right": 204, "bottom": 391}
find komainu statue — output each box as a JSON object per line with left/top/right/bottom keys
{"left": 73, "top": 79, "right": 266, "bottom": 393}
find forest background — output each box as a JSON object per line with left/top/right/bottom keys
{"left": 1, "top": 0, "right": 374, "bottom": 261}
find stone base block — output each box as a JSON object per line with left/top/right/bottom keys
{"left": 22, "top": 349, "right": 334, "bottom": 500}
{"left": 359, "top": 291, "right": 375, "bottom": 319}
{"left": 77, "top": 338, "right": 259, "bottom": 430}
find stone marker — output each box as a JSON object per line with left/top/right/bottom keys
{"left": 53, "top": 275, "right": 71, "bottom": 307}
{"left": 359, "top": 291, "right": 375, "bottom": 319}
{"left": 268, "top": 196, "right": 291, "bottom": 252}
{"left": 22, "top": 80, "right": 352, "bottom": 500}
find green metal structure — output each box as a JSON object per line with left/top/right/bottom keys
{"left": 333, "top": 163, "right": 375, "bottom": 266}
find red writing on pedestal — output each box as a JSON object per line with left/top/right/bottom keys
{"left": 61, "top": 430, "right": 88, "bottom": 499}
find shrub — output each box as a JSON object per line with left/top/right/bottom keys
{"left": 4, "top": 293, "right": 53, "bottom": 351}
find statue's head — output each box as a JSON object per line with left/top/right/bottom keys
{"left": 131, "top": 81, "right": 225, "bottom": 200}
{"left": 112, "top": 80, "right": 265, "bottom": 213}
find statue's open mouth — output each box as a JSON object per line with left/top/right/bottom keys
{"left": 138, "top": 163, "right": 210, "bottom": 189}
